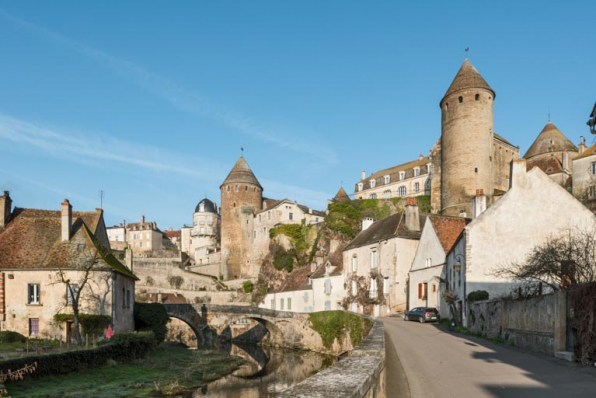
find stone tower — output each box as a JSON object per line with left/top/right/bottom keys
{"left": 439, "top": 59, "right": 495, "bottom": 216}
{"left": 220, "top": 156, "right": 263, "bottom": 280}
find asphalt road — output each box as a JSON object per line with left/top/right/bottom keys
{"left": 382, "top": 316, "right": 596, "bottom": 398}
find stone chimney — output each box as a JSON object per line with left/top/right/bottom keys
{"left": 579, "top": 136, "right": 587, "bottom": 154}
{"left": 61, "top": 199, "right": 72, "bottom": 242}
{"left": 472, "top": 189, "right": 487, "bottom": 219}
{"left": 0, "top": 191, "right": 12, "bottom": 229}
{"left": 361, "top": 170, "right": 366, "bottom": 180}
{"left": 562, "top": 151, "right": 569, "bottom": 172}
{"left": 362, "top": 217, "right": 374, "bottom": 231}
{"left": 140, "top": 215, "right": 145, "bottom": 224}
{"left": 510, "top": 159, "right": 528, "bottom": 189}
{"left": 404, "top": 197, "right": 420, "bottom": 231}
{"left": 125, "top": 248, "right": 133, "bottom": 272}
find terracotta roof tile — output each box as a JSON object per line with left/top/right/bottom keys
{"left": 428, "top": 215, "right": 469, "bottom": 253}
{"left": 526, "top": 156, "right": 564, "bottom": 175}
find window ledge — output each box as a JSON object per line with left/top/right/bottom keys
{"left": 26, "top": 303, "right": 42, "bottom": 307}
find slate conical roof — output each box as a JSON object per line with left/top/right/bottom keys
{"left": 442, "top": 59, "right": 495, "bottom": 103}
{"left": 220, "top": 156, "right": 262, "bottom": 189}
{"left": 333, "top": 187, "right": 351, "bottom": 202}
{"left": 523, "top": 122, "right": 578, "bottom": 159}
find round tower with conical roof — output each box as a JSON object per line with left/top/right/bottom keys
{"left": 440, "top": 59, "right": 495, "bottom": 216}
{"left": 220, "top": 156, "right": 263, "bottom": 279}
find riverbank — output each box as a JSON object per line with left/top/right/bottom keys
{"left": 8, "top": 343, "right": 244, "bottom": 397}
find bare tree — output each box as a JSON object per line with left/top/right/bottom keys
{"left": 493, "top": 227, "right": 596, "bottom": 296}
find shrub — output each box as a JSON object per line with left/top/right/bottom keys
{"left": 134, "top": 303, "right": 169, "bottom": 343}
{"left": 467, "top": 290, "right": 489, "bottom": 303}
{"left": 0, "top": 331, "right": 26, "bottom": 344}
{"left": 168, "top": 275, "right": 184, "bottom": 289}
{"left": 53, "top": 314, "right": 112, "bottom": 336}
{"left": 308, "top": 311, "right": 372, "bottom": 349}
{"left": 243, "top": 280, "right": 254, "bottom": 293}
{"left": 273, "top": 248, "right": 295, "bottom": 272}
{"left": 0, "top": 332, "right": 156, "bottom": 381}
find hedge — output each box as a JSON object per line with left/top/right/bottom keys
{"left": 0, "top": 331, "right": 27, "bottom": 344}
{"left": 0, "top": 331, "right": 156, "bottom": 380}
{"left": 134, "top": 302, "right": 169, "bottom": 343}
{"left": 53, "top": 314, "right": 112, "bottom": 336}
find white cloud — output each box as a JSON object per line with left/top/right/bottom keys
{"left": 0, "top": 10, "right": 339, "bottom": 165}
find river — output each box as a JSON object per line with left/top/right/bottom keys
{"left": 194, "top": 342, "right": 333, "bottom": 397}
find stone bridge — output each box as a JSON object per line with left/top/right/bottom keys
{"left": 163, "top": 304, "right": 325, "bottom": 351}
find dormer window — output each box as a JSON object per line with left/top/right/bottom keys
{"left": 358, "top": 183, "right": 363, "bottom": 192}
{"left": 399, "top": 171, "right": 405, "bottom": 180}
{"left": 384, "top": 175, "right": 390, "bottom": 184}
{"left": 414, "top": 167, "right": 420, "bottom": 177}
{"left": 370, "top": 179, "right": 376, "bottom": 188}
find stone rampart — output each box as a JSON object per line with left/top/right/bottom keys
{"left": 277, "top": 319, "right": 385, "bottom": 398}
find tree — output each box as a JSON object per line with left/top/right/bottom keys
{"left": 493, "top": 227, "right": 596, "bottom": 296}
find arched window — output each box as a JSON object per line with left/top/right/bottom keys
{"left": 398, "top": 186, "right": 406, "bottom": 197}
{"left": 383, "top": 190, "right": 391, "bottom": 199}
{"left": 370, "top": 179, "right": 376, "bottom": 188}
{"left": 414, "top": 182, "right": 420, "bottom": 193}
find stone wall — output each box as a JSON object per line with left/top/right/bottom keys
{"left": 278, "top": 319, "right": 385, "bottom": 398}
{"left": 468, "top": 291, "right": 567, "bottom": 356}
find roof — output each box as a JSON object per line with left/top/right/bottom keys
{"left": 164, "top": 230, "right": 181, "bottom": 239}
{"left": 0, "top": 208, "right": 137, "bottom": 280}
{"left": 220, "top": 156, "right": 262, "bottom": 190}
{"left": 311, "top": 249, "right": 344, "bottom": 279}
{"left": 493, "top": 133, "right": 517, "bottom": 148}
{"left": 574, "top": 143, "right": 596, "bottom": 161}
{"left": 333, "top": 187, "right": 351, "bottom": 202}
{"left": 345, "top": 212, "right": 426, "bottom": 250}
{"left": 278, "top": 265, "right": 313, "bottom": 293}
{"left": 361, "top": 156, "right": 430, "bottom": 183}
{"left": 146, "top": 292, "right": 187, "bottom": 304}
{"left": 526, "top": 155, "right": 564, "bottom": 175}
{"left": 523, "top": 122, "right": 578, "bottom": 159}
{"left": 442, "top": 59, "right": 495, "bottom": 103}
{"left": 427, "top": 215, "right": 469, "bottom": 253}
{"left": 126, "top": 222, "right": 160, "bottom": 232}
{"left": 195, "top": 198, "right": 218, "bottom": 214}
{"left": 256, "top": 198, "right": 325, "bottom": 217}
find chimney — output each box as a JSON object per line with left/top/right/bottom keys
{"left": 404, "top": 197, "right": 420, "bottom": 232}
{"left": 361, "top": 170, "right": 366, "bottom": 180}
{"left": 125, "top": 248, "right": 133, "bottom": 271}
{"left": 579, "top": 136, "right": 587, "bottom": 154}
{"left": 562, "top": 151, "right": 569, "bottom": 172}
{"left": 61, "top": 199, "right": 72, "bottom": 242}
{"left": 362, "top": 217, "right": 374, "bottom": 231}
{"left": 0, "top": 191, "right": 12, "bottom": 229}
{"left": 472, "top": 189, "right": 487, "bottom": 219}
{"left": 140, "top": 215, "right": 145, "bottom": 224}
{"left": 510, "top": 159, "right": 528, "bottom": 189}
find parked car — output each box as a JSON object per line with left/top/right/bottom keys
{"left": 403, "top": 307, "right": 440, "bottom": 323}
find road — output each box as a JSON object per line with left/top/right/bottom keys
{"left": 383, "top": 316, "right": 596, "bottom": 398}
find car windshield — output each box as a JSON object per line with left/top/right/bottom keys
{"left": 425, "top": 308, "right": 438, "bottom": 313}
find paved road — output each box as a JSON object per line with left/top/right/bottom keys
{"left": 383, "top": 316, "right": 596, "bottom": 398}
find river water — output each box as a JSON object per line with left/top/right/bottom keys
{"left": 193, "top": 342, "right": 333, "bottom": 397}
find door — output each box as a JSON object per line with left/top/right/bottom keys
{"left": 66, "top": 321, "right": 76, "bottom": 343}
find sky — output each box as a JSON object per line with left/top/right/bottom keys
{"left": 0, "top": 1, "right": 594, "bottom": 229}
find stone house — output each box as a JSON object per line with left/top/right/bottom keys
{"left": 408, "top": 215, "right": 468, "bottom": 315}
{"left": 445, "top": 160, "right": 596, "bottom": 327}
{"left": 107, "top": 215, "right": 164, "bottom": 254}
{"left": 0, "top": 192, "right": 138, "bottom": 339}
{"left": 354, "top": 155, "right": 431, "bottom": 201}
{"left": 259, "top": 265, "right": 314, "bottom": 313}
{"left": 342, "top": 198, "right": 424, "bottom": 317}
{"left": 311, "top": 258, "right": 345, "bottom": 313}
{"left": 572, "top": 142, "right": 596, "bottom": 211}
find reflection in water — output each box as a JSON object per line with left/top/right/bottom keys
{"left": 195, "top": 343, "right": 333, "bottom": 397}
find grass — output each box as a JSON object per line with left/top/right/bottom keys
{"left": 7, "top": 343, "right": 244, "bottom": 398}
{"left": 0, "top": 339, "right": 65, "bottom": 360}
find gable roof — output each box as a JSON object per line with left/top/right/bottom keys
{"left": 523, "top": 122, "right": 578, "bottom": 159}
{"left": 277, "top": 265, "right": 313, "bottom": 293}
{"left": 526, "top": 155, "right": 565, "bottom": 175}
{"left": 256, "top": 198, "right": 325, "bottom": 217}
{"left": 345, "top": 212, "right": 425, "bottom": 250}
{"left": 574, "top": 143, "right": 596, "bottom": 161}
{"left": 0, "top": 207, "right": 137, "bottom": 280}
{"left": 362, "top": 156, "right": 430, "bottom": 183}
{"left": 442, "top": 59, "right": 495, "bottom": 103}
{"left": 428, "top": 215, "right": 469, "bottom": 253}
{"left": 220, "top": 156, "right": 262, "bottom": 189}
{"left": 333, "top": 187, "right": 351, "bottom": 202}
{"left": 164, "top": 230, "right": 181, "bottom": 239}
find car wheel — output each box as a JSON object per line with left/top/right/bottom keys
{"left": 419, "top": 317, "right": 425, "bottom": 323}
{"left": 404, "top": 315, "right": 409, "bottom": 321}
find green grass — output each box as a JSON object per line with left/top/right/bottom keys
{"left": 7, "top": 344, "right": 244, "bottom": 397}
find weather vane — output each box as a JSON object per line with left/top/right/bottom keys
{"left": 465, "top": 47, "right": 470, "bottom": 58}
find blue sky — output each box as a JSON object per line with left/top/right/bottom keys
{"left": 0, "top": 1, "right": 594, "bottom": 229}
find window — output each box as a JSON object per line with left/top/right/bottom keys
{"left": 133, "top": 234, "right": 137, "bottom": 240}
{"left": 29, "top": 318, "right": 39, "bottom": 336}
{"left": 200, "top": 227, "right": 205, "bottom": 234}
{"left": 383, "top": 190, "right": 391, "bottom": 199}
{"left": 199, "top": 216, "right": 205, "bottom": 225}
{"left": 358, "top": 183, "right": 363, "bottom": 192}
{"left": 280, "top": 298, "right": 284, "bottom": 310}
{"left": 425, "top": 258, "right": 432, "bottom": 267}
{"left": 414, "top": 182, "right": 420, "bottom": 193}
{"left": 271, "top": 299, "right": 275, "bottom": 310}
{"left": 352, "top": 280, "right": 357, "bottom": 295}
{"left": 207, "top": 216, "right": 213, "bottom": 225}
{"left": 383, "top": 277, "right": 389, "bottom": 294}
{"left": 352, "top": 256, "right": 358, "bottom": 272}
{"left": 370, "top": 179, "right": 376, "bottom": 188}
{"left": 258, "top": 215, "right": 262, "bottom": 221}
{"left": 458, "top": 96, "right": 463, "bottom": 103}
{"left": 418, "top": 283, "right": 428, "bottom": 300}
{"left": 227, "top": 185, "right": 230, "bottom": 191}
{"left": 589, "top": 186, "right": 596, "bottom": 200}
{"left": 245, "top": 185, "right": 248, "bottom": 191}
{"left": 384, "top": 175, "right": 390, "bottom": 184}
{"left": 139, "top": 241, "right": 143, "bottom": 248}
{"left": 414, "top": 168, "right": 420, "bottom": 177}
{"left": 369, "top": 193, "right": 377, "bottom": 199}
{"left": 399, "top": 171, "right": 405, "bottom": 180}
{"left": 432, "top": 284, "right": 437, "bottom": 293}
{"left": 126, "top": 289, "right": 131, "bottom": 308}
{"left": 370, "top": 279, "right": 378, "bottom": 299}
{"left": 325, "top": 301, "right": 331, "bottom": 311}
{"left": 475, "top": 94, "right": 480, "bottom": 101}
{"left": 425, "top": 178, "right": 431, "bottom": 194}
{"left": 268, "top": 211, "right": 271, "bottom": 220}
{"left": 287, "top": 298, "right": 292, "bottom": 310}
{"left": 28, "top": 284, "right": 40, "bottom": 304}
{"left": 351, "top": 302, "right": 358, "bottom": 312}
{"left": 325, "top": 279, "right": 331, "bottom": 294}
{"left": 289, "top": 212, "right": 293, "bottom": 220}
{"left": 418, "top": 283, "right": 423, "bottom": 299}
{"left": 122, "top": 288, "right": 126, "bottom": 308}
{"left": 398, "top": 186, "right": 406, "bottom": 197}
{"left": 371, "top": 250, "right": 378, "bottom": 268}
{"left": 304, "top": 291, "right": 309, "bottom": 302}
{"left": 199, "top": 204, "right": 204, "bottom": 212}
{"left": 592, "top": 162, "right": 596, "bottom": 175}
{"left": 66, "top": 284, "right": 79, "bottom": 306}
{"left": 235, "top": 185, "right": 239, "bottom": 192}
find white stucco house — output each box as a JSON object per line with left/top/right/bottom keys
{"left": 446, "top": 159, "right": 596, "bottom": 326}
